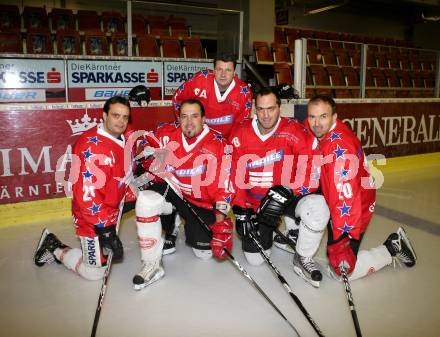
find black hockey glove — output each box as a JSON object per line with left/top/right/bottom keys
{"left": 95, "top": 225, "right": 123, "bottom": 261}
{"left": 233, "top": 206, "right": 257, "bottom": 237}
{"left": 256, "top": 185, "right": 294, "bottom": 228}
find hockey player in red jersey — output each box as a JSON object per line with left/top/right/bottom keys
{"left": 167, "top": 55, "right": 251, "bottom": 254}
{"left": 34, "top": 96, "right": 132, "bottom": 280}
{"left": 172, "top": 53, "right": 253, "bottom": 139}
{"left": 229, "top": 87, "right": 330, "bottom": 287}
{"left": 299, "top": 94, "right": 417, "bottom": 284}
{"left": 132, "top": 99, "right": 234, "bottom": 290}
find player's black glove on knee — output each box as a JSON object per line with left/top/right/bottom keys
{"left": 256, "top": 185, "right": 294, "bottom": 228}
{"left": 95, "top": 225, "right": 123, "bottom": 261}
{"left": 233, "top": 206, "right": 257, "bottom": 237}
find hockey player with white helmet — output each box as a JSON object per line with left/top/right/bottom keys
{"left": 132, "top": 98, "right": 234, "bottom": 290}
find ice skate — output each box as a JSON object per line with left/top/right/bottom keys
{"left": 384, "top": 227, "right": 417, "bottom": 268}
{"left": 34, "top": 228, "right": 67, "bottom": 267}
{"left": 133, "top": 258, "right": 165, "bottom": 290}
{"left": 293, "top": 253, "right": 322, "bottom": 288}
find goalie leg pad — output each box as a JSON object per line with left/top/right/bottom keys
{"left": 295, "top": 194, "right": 330, "bottom": 257}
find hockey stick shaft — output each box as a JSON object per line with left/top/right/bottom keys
{"left": 178, "top": 195, "right": 300, "bottom": 336}
{"left": 90, "top": 202, "right": 124, "bottom": 337}
{"left": 152, "top": 177, "right": 300, "bottom": 335}
{"left": 248, "top": 231, "right": 325, "bottom": 337}
{"left": 340, "top": 267, "right": 363, "bottom": 337}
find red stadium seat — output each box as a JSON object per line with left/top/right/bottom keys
{"left": 111, "top": 32, "right": 129, "bottom": 56}
{"left": 334, "top": 50, "right": 351, "bottom": 66}
{"left": 160, "top": 36, "right": 182, "bottom": 58}
{"left": 132, "top": 14, "right": 147, "bottom": 35}
{"left": 77, "top": 10, "right": 100, "bottom": 32}
{"left": 23, "top": 6, "right": 48, "bottom": 30}
{"left": 253, "top": 41, "right": 273, "bottom": 64}
{"left": 271, "top": 43, "right": 290, "bottom": 63}
{"left": 321, "top": 49, "right": 337, "bottom": 65}
{"left": 102, "top": 11, "right": 124, "bottom": 33}
{"left": 50, "top": 8, "right": 75, "bottom": 31}
{"left": 273, "top": 62, "right": 293, "bottom": 85}
{"left": 348, "top": 49, "right": 360, "bottom": 67}
{"left": 168, "top": 16, "right": 188, "bottom": 37}
{"left": 376, "top": 52, "right": 390, "bottom": 68}
{"left": 307, "top": 48, "right": 323, "bottom": 65}
{"left": 309, "top": 64, "right": 330, "bottom": 86}
{"left": 274, "top": 27, "right": 286, "bottom": 44}
{"left": 137, "top": 34, "right": 160, "bottom": 57}
{"left": 56, "top": 30, "right": 81, "bottom": 55}
{"left": 0, "top": 30, "right": 22, "bottom": 53}
{"left": 285, "top": 27, "right": 300, "bottom": 45}
{"left": 183, "top": 36, "right": 205, "bottom": 59}
{"left": 0, "top": 5, "right": 20, "bottom": 30}
{"left": 148, "top": 16, "right": 169, "bottom": 36}
{"left": 85, "top": 31, "right": 109, "bottom": 56}
{"left": 26, "top": 28, "right": 53, "bottom": 54}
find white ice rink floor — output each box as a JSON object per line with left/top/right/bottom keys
{"left": 1, "top": 158, "right": 439, "bottom": 337}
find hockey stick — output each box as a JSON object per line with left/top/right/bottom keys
{"left": 275, "top": 228, "right": 297, "bottom": 252}
{"left": 339, "top": 266, "right": 363, "bottom": 337}
{"left": 169, "top": 185, "right": 300, "bottom": 336}
{"left": 140, "top": 170, "right": 300, "bottom": 336}
{"left": 247, "top": 229, "right": 325, "bottom": 337}
{"left": 90, "top": 202, "right": 124, "bottom": 337}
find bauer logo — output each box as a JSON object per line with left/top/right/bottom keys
{"left": 85, "top": 88, "right": 131, "bottom": 100}
{"left": 0, "top": 89, "right": 45, "bottom": 102}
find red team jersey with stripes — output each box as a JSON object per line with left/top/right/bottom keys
{"left": 71, "top": 125, "right": 132, "bottom": 237}
{"left": 172, "top": 69, "right": 253, "bottom": 138}
{"left": 142, "top": 122, "right": 233, "bottom": 211}
{"left": 307, "top": 119, "right": 376, "bottom": 241}
{"left": 229, "top": 117, "right": 317, "bottom": 210}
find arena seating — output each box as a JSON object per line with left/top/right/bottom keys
{"left": 137, "top": 34, "right": 160, "bottom": 57}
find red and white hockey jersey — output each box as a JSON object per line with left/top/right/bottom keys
{"left": 71, "top": 125, "right": 132, "bottom": 237}
{"left": 306, "top": 119, "right": 376, "bottom": 241}
{"left": 142, "top": 122, "right": 233, "bottom": 211}
{"left": 229, "top": 117, "right": 317, "bottom": 210}
{"left": 172, "top": 69, "right": 253, "bottom": 138}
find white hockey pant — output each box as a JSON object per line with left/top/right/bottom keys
{"left": 295, "top": 194, "right": 330, "bottom": 258}
{"left": 135, "top": 190, "right": 173, "bottom": 262}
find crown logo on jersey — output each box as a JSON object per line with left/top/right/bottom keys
{"left": 67, "top": 111, "right": 102, "bottom": 136}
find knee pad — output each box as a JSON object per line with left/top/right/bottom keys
{"left": 136, "top": 190, "right": 173, "bottom": 218}
{"left": 295, "top": 194, "right": 330, "bottom": 257}
{"left": 192, "top": 248, "right": 212, "bottom": 260}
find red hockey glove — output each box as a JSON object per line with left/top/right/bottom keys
{"left": 209, "top": 219, "right": 233, "bottom": 259}
{"left": 327, "top": 237, "right": 357, "bottom": 276}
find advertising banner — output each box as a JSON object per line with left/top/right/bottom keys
{"left": 0, "top": 103, "right": 175, "bottom": 204}
{"left": 67, "top": 60, "right": 163, "bottom": 101}
{"left": 0, "top": 58, "right": 66, "bottom": 102}
{"left": 163, "top": 61, "right": 212, "bottom": 96}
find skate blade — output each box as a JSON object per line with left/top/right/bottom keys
{"left": 293, "top": 266, "right": 320, "bottom": 288}
{"left": 397, "top": 227, "right": 417, "bottom": 263}
{"left": 34, "top": 228, "right": 53, "bottom": 267}
{"left": 133, "top": 268, "right": 165, "bottom": 291}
